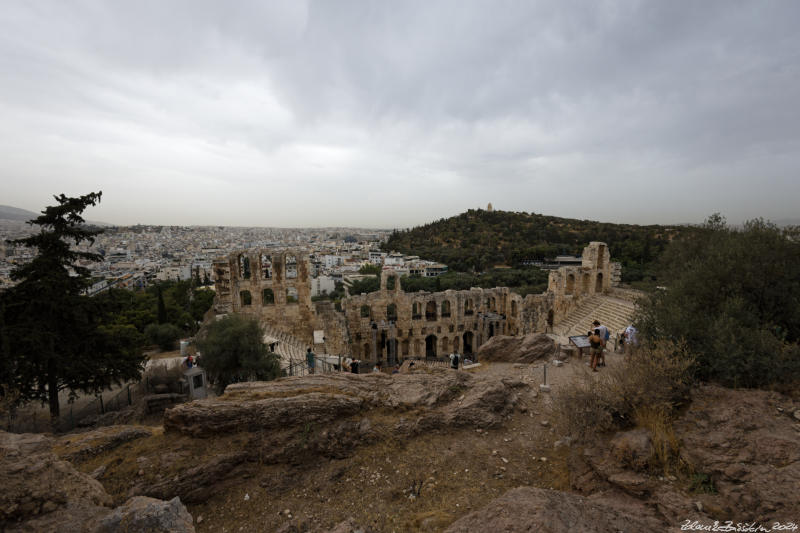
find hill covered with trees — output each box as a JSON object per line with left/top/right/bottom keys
{"left": 383, "top": 209, "right": 693, "bottom": 282}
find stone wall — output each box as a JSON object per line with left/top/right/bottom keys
{"left": 213, "top": 242, "right": 616, "bottom": 361}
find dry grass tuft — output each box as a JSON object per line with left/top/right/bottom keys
{"left": 552, "top": 341, "right": 694, "bottom": 445}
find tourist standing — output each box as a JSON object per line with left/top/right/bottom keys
{"left": 589, "top": 328, "right": 603, "bottom": 372}
{"left": 449, "top": 352, "right": 460, "bottom": 370}
{"left": 306, "top": 347, "right": 315, "bottom": 374}
{"left": 592, "top": 320, "right": 609, "bottom": 366}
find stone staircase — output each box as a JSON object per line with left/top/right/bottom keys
{"left": 554, "top": 294, "right": 637, "bottom": 338}
{"left": 260, "top": 324, "right": 336, "bottom": 375}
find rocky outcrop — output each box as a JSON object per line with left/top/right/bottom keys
{"left": 444, "top": 486, "right": 664, "bottom": 532}
{"left": 570, "top": 384, "right": 800, "bottom": 526}
{"left": 1, "top": 431, "right": 111, "bottom": 529}
{"left": 476, "top": 333, "right": 555, "bottom": 363}
{"left": 674, "top": 384, "right": 800, "bottom": 522}
{"left": 55, "top": 425, "right": 153, "bottom": 462}
{"left": 165, "top": 370, "right": 528, "bottom": 438}
{"left": 0, "top": 430, "right": 195, "bottom": 533}
{"left": 94, "top": 496, "right": 194, "bottom": 533}
{"left": 164, "top": 392, "right": 364, "bottom": 438}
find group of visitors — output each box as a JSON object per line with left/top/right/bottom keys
{"left": 587, "top": 321, "right": 638, "bottom": 372}
{"left": 587, "top": 320, "right": 609, "bottom": 372}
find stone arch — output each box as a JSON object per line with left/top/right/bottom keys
{"left": 441, "top": 300, "right": 451, "bottom": 318}
{"left": 425, "top": 301, "right": 437, "bottom": 321}
{"left": 360, "top": 305, "right": 371, "bottom": 318}
{"left": 285, "top": 254, "right": 297, "bottom": 279}
{"left": 596, "top": 272, "right": 604, "bottom": 292}
{"left": 425, "top": 334, "right": 437, "bottom": 359}
{"left": 262, "top": 288, "right": 274, "bottom": 305}
{"left": 260, "top": 254, "right": 272, "bottom": 279}
{"left": 441, "top": 336, "right": 450, "bottom": 354}
{"left": 238, "top": 255, "right": 250, "bottom": 280}
{"left": 511, "top": 300, "right": 518, "bottom": 317}
{"left": 240, "top": 290, "right": 252, "bottom": 306}
{"left": 566, "top": 273, "right": 575, "bottom": 295}
{"left": 464, "top": 298, "right": 474, "bottom": 315}
{"left": 387, "top": 303, "right": 397, "bottom": 321}
{"left": 401, "top": 339, "right": 410, "bottom": 356}
{"left": 386, "top": 275, "right": 396, "bottom": 291}
{"left": 412, "top": 302, "right": 422, "bottom": 319}
{"left": 463, "top": 331, "right": 474, "bottom": 355}
{"left": 286, "top": 287, "right": 298, "bottom": 303}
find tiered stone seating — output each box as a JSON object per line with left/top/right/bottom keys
{"left": 554, "top": 295, "right": 636, "bottom": 338}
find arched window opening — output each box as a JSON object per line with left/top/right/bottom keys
{"left": 285, "top": 255, "right": 297, "bottom": 279}
{"left": 425, "top": 301, "right": 437, "bottom": 321}
{"left": 261, "top": 254, "right": 272, "bottom": 279}
{"left": 240, "top": 290, "right": 252, "bottom": 306}
{"left": 262, "top": 288, "right": 274, "bottom": 305}
{"left": 238, "top": 255, "right": 250, "bottom": 280}
{"left": 286, "top": 287, "right": 298, "bottom": 303}
{"left": 441, "top": 300, "right": 451, "bottom": 318}
{"left": 464, "top": 298, "right": 474, "bottom": 316}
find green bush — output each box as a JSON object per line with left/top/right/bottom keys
{"left": 144, "top": 323, "right": 181, "bottom": 351}
{"left": 636, "top": 215, "right": 800, "bottom": 389}
{"left": 196, "top": 315, "right": 282, "bottom": 394}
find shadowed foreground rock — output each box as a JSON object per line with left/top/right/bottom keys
{"left": 95, "top": 496, "right": 194, "bottom": 533}
{"left": 0, "top": 430, "right": 194, "bottom": 533}
{"left": 444, "top": 486, "right": 664, "bottom": 532}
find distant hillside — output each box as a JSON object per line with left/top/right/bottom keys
{"left": 0, "top": 205, "right": 38, "bottom": 221}
{"left": 384, "top": 209, "right": 695, "bottom": 282}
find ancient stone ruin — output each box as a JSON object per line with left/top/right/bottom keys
{"left": 212, "top": 242, "right": 615, "bottom": 364}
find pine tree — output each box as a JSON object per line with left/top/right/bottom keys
{"left": 0, "top": 192, "right": 145, "bottom": 423}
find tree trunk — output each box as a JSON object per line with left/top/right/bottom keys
{"left": 48, "top": 347, "right": 60, "bottom": 428}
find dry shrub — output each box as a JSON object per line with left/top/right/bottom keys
{"left": 553, "top": 341, "right": 694, "bottom": 444}
{"left": 633, "top": 404, "right": 684, "bottom": 476}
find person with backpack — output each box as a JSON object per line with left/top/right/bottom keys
{"left": 449, "top": 352, "right": 460, "bottom": 370}
{"left": 592, "top": 320, "right": 609, "bottom": 367}
{"left": 588, "top": 328, "right": 604, "bottom": 372}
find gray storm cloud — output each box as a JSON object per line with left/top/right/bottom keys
{"left": 0, "top": 1, "right": 798, "bottom": 227}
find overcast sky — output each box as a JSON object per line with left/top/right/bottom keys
{"left": 1, "top": 1, "right": 798, "bottom": 228}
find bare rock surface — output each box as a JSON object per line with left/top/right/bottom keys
{"left": 674, "top": 384, "right": 800, "bottom": 522}
{"left": 0, "top": 430, "right": 111, "bottom": 529}
{"left": 94, "top": 496, "right": 194, "bottom": 533}
{"left": 443, "top": 486, "right": 664, "bottom": 532}
{"left": 476, "top": 333, "right": 555, "bottom": 363}
{"left": 1, "top": 429, "right": 195, "bottom": 532}
{"left": 165, "top": 370, "right": 528, "bottom": 438}
{"left": 55, "top": 425, "right": 153, "bottom": 462}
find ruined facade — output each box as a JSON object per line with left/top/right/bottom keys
{"left": 212, "top": 242, "right": 614, "bottom": 362}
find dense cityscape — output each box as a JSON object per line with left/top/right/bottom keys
{"left": 0, "top": 219, "right": 449, "bottom": 294}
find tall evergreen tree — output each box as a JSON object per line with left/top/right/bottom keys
{"left": 0, "top": 192, "right": 145, "bottom": 422}
{"left": 157, "top": 285, "right": 167, "bottom": 324}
